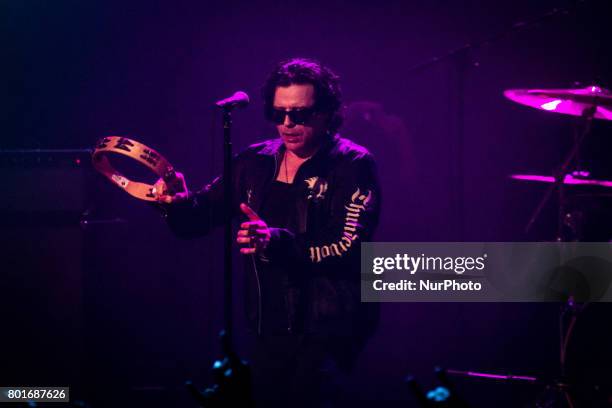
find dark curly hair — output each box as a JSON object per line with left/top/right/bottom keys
{"left": 262, "top": 58, "right": 343, "bottom": 134}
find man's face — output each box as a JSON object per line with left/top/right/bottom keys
{"left": 273, "top": 84, "right": 328, "bottom": 157}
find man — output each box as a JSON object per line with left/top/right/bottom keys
{"left": 156, "top": 58, "right": 380, "bottom": 406}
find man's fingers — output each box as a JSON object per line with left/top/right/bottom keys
{"left": 157, "top": 195, "right": 173, "bottom": 204}
{"left": 238, "top": 227, "right": 268, "bottom": 237}
{"left": 237, "top": 231, "right": 267, "bottom": 240}
{"left": 156, "top": 193, "right": 188, "bottom": 204}
{"left": 237, "top": 207, "right": 268, "bottom": 255}
{"left": 240, "top": 221, "right": 264, "bottom": 229}
{"left": 236, "top": 237, "right": 251, "bottom": 244}
{"left": 240, "top": 203, "right": 261, "bottom": 221}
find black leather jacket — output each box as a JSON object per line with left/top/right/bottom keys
{"left": 164, "top": 134, "right": 380, "bottom": 340}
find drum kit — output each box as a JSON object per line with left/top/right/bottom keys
{"left": 417, "top": 85, "right": 612, "bottom": 408}
{"left": 504, "top": 85, "right": 612, "bottom": 242}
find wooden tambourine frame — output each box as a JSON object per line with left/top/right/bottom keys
{"left": 92, "top": 136, "right": 175, "bottom": 201}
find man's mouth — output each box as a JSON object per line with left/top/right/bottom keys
{"left": 283, "top": 133, "right": 302, "bottom": 141}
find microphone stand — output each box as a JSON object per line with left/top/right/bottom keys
{"left": 187, "top": 102, "right": 253, "bottom": 408}
{"left": 223, "top": 107, "right": 234, "bottom": 343}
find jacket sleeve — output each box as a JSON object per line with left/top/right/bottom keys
{"left": 161, "top": 174, "right": 227, "bottom": 239}
{"left": 161, "top": 149, "right": 250, "bottom": 238}
{"left": 266, "top": 154, "right": 380, "bottom": 267}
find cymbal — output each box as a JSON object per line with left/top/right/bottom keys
{"left": 504, "top": 85, "right": 612, "bottom": 120}
{"left": 510, "top": 173, "right": 612, "bottom": 188}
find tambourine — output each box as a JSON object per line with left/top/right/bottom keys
{"left": 92, "top": 136, "right": 176, "bottom": 201}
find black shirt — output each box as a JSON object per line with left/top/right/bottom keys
{"left": 259, "top": 179, "right": 300, "bottom": 233}
{"left": 257, "top": 179, "right": 303, "bottom": 332}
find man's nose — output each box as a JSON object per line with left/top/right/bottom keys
{"left": 283, "top": 113, "right": 296, "bottom": 127}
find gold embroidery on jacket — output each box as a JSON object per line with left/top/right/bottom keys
{"left": 305, "top": 177, "right": 328, "bottom": 203}
{"left": 309, "top": 188, "right": 372, "bottom": 263}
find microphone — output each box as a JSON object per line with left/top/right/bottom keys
{"left": 215, "top": 91, "right": 250, "bottom": 109}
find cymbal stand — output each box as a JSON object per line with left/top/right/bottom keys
{"left": 525, "top": 106, "right": 596, "bottom": 241}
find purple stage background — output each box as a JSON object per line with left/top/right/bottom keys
{"left": 3, "top": 0, "right": 612, "bottom": 406}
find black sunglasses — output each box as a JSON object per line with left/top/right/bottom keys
{"left": 269, "top": 107, "right": 317, "bottom": 125}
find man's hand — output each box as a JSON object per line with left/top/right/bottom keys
{"left": 237, "top": 203, "right": 271, "bottom": 255}
{"left": 154, "top": 171, "right": 189, "bottom": 204}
